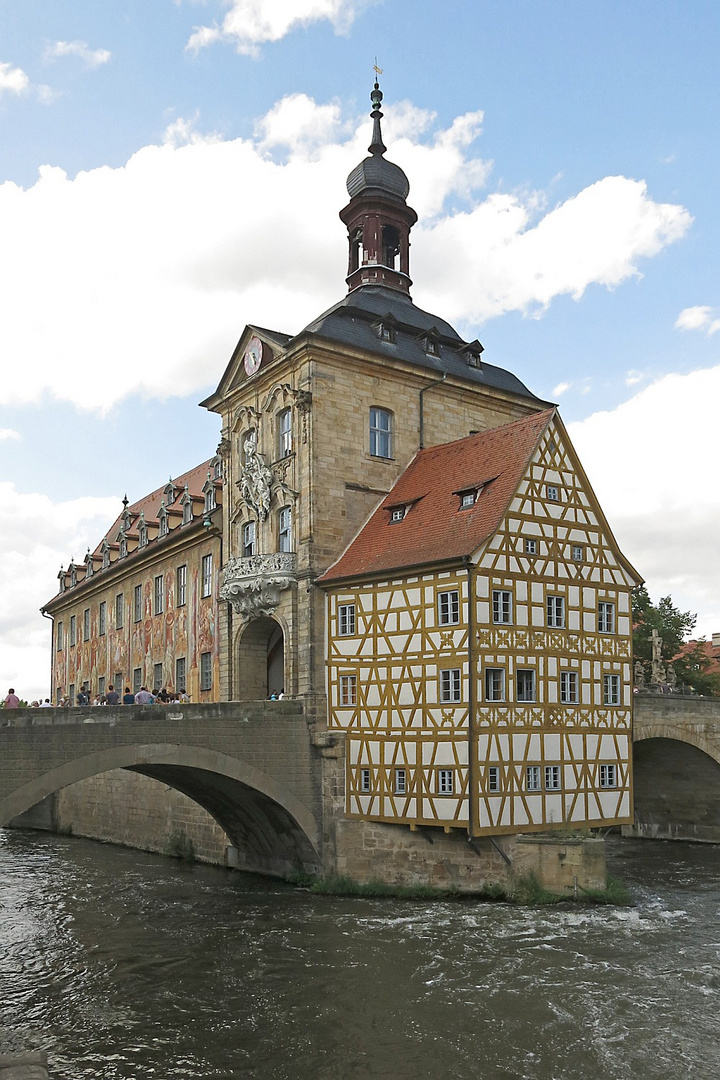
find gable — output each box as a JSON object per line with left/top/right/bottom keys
{"left": 199, "top": 325, "right": 292, "bottom": 411}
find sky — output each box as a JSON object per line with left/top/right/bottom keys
{"left": 1, "top": 0, "right": 719, "bottom": 700}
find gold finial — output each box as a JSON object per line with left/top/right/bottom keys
{"left": 373, "top": 58, "right": 383, "bottom": 77}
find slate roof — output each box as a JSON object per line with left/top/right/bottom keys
{"left": 300, "top": 285, "right": 543, "bottom": 402}
{"left": 319, "top": 409, "right": 555, "bottom": 584}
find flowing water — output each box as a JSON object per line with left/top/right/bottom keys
{"left": 2, "top": 829, "right": 720, "bottom": 1079}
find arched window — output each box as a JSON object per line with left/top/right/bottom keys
{"left": 382, "top": 225, "right": 400, "bottom": 269}
{"left": 243, "top": 520, "right": 256, "bottom": 558}
{"left": 278, "top": 506, "right": 292, "bottom": 552}
{"left": 158, "top": 507, "right": 168, "bottom": 538}
{"left": 277, "top": 408, "right": 292, "bottom": 459}
{"left": 138, "top": 513, "right": 148, "bottom": 547}
{"left": 369, "top": 407, "right": 393, "bottom": 459}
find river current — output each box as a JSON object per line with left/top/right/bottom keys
{"left": 1, "top": 829, "right": 720, "bottom": 1079}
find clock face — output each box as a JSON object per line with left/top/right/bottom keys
{"left": 244, "top": 336, "right": 263, "bottom": 377}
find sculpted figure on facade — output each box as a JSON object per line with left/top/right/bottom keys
{"left": 220, "top": 552, "right": 296, "bottom": 619}
{"left": 239, "top": 430, "right": 274, "bottom": 522}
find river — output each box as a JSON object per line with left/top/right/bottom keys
{"left": 1, "top": 829, "right": 720, "bottom": 1079}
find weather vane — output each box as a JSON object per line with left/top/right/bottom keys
{"left": 373, "top": 58, "right": 383, "bottom": 78}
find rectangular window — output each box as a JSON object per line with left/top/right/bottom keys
{"left": 526, "top": 765, "right": 541, "bottom": 792}
{"left": 438, "top": 590, "right": 460, "bottom": 625}
{"left": 278, "top": 408, "right": 292, "bottom": 458}
{"left": 598, "top": 601, "right": 616, "bottom": 634}
{"left": 516, "top": 669, "right": 536, "bottom": 702}
{"left": 69, "top": 682, "right": 75, "bottom": 706}
{"left": 56, "top": 621, "right": 63, "bottom": 651}
{"left": 369, "top": 406, "right": 393, "bottom": 458}
{"left": 547, "top": 595, "right": 565, "bottom": 628}
{"left": 492, "top": 589, "right": 512, "bottom": 624}
{"left": 98, "top": 676, "right": 105, "bottom": 698}
{"left": 278, "top": 507, "right": 292, "bottom": 552}
{"left": 546, "top": 484, "right": 559, "bottom": 501}
{"left": 200, "top": 651, "right": 212, "bottom": 692}
{"left": 525, "top": 538, "right": 537, "bottom": 555}
{"left": 154, "top": 575, "right": 164, "bottom": 615}
{"left": 133, "top": 584, "right": 142, "bottom": 623}
{"left": 243, "top": 520, "right": 256, "bottom": 558}
{"left": 133, "top": 668, "right": 142, "bottom": 694}
{"left": 70, "top": 614, "right": 76, "bottom": 646}
{"left": 114, "top": 673, "right": 122, "bottom": 693}
{"left": 359, "top": 768, "right": 371, "bottom": 793}
{"left": 437, "top": 769, "right": 454, "bottom": 795}
{"left": 83, "top": 608, "right": 90, "bottom": 641}
{"left": 560, "top": 671, "right": 578, "bottom": 704}
{"left": 177, "top": 565, "right": 187, "bottom": 608}
{"left": 488, "top": 766, "right": 500, "bottom": 793}
{"left": 485, "top": 668, "right": 505, "bottom": 702}
{"left": 600, "top": 764, "right": 618, "bottom": 788}
{"left": 99, "top": 601, "right": 106, "bottom": 636}
{"left": 603, "top": 674, "right": 621, "bottom": 706}
{"left": 545, "top": 765, "right": 561, "bottom": 790}
{"left": 394, "top": 768, "right": 407, "bottom": 795}
{"left": 115, "top": 593, "right": 124, "bottom": 629}
{"left": 390, "top": 506, "right": 406, "bottom": 523}
{"left": 201, "top": 554, "right": 213, "bottom": 598}
{"left": 440, "top": 668, "right": 462, "bottom": 703}
{"left": 176, "top": 657, "right": 186, "bottom": 694}
{"left": 338, "top": 604, "right": 356, "bottom": 636}
{"left": 153, "top": 663, "right": 163, "bottom": 691}
{"left": 572, "top": 544, "right": 584, "bottom": 562}
{"left": 339, "top": 675, "right": 357, "bottom": 706}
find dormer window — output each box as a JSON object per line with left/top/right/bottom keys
{"left": 101, "top": 540, "right": 110, "bottom": 569}
{"left": 203, "top": 476, "right": 216, "bottom": 514}
{"left": 375, "top": 314, "right": 397, "bottom": 344}
{"left": 158, "top": 506, "right": 168, "bottom": 538}
{"left": 459, "top": 491, "right": 476, "bottom": 510}
{"left": 389, "top": 506, "right": 407, "bottom": 523}
{"left": 212, "top": 456, "right": 223, "bottom": 481}
{"left": 85, "top": 552, "right": 93, "bottom": 578}
{"left": 138, "top": 513, "right": 148, "bottom": 548}
{"left": 164, "top": 480, "right": 177, "bottom": 505}
{"left": 461, "top": 339, "right": 484, "bottom": 369}
{"left": 58, "top": 568, "right": 66, "bottom": 592}
{"left": 118, "top": 531, "right": 127, "bottom": 559}
{"left": 423, "top": 334, "right": 440, "bottom": 356}
{"left": 70, "top": 563, "right": 77, "bottom": 588}
{"left": 182, "top": 499, "right": 192, "bottom": 525}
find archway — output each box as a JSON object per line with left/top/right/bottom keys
{"left": 633, "top": 737, "right": 720, "bottom": 842}
{"left": 237, "top": 617, "right": 285, "bottom": 700}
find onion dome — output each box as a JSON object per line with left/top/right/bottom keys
{"left": 346, "top": 82, "right": 410, "bottom": 202}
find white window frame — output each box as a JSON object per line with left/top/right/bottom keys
{"left": 603, "top": 674, "right": 621, "bottom": 706}
{"left": 243, "top": 520, "right": 256, "bottom": 558}
{"left": 359, "top": 768, "right": 371, "bottom": 793}
{"left": 437, "top": 769, "right": 455, "bottom": 795}
{"left": 600, "top": 764, "right": 618, "bottom": 788}
{"left": 485, "top": 667, "right": 506, "bottom": 702}
{"left": 278, "top": 507, "right": 292, "bottom": 552}
{"left": 547, "top": 595, "right": 565, "bottom": 628}
{"left": 598, "top": 601, "right": 616, "bottom": 634}
{"left": 492, "top": 589, "right": 512, "bottom": 624}
{"left": 545, "top": 765, "right": 561, "bottom": 790}
{"left": 525, "top": 538, "right": 537, "bottom": 555}
{"left": 438, "top": 589, "right": 460, "bottom": 626}
{"left": 177, "top": 564, "right": 187, "bottom": 608}
{"left": 390, "top": 506, "right": 406, "bottom": 523}
{"left": 369, "top": 406, "right": 393, "bottom": 459}
{"left": 560, "top": 670, "right": 578, "bottom": 704}
{"left": 154, "top": 575, "right": 164, "bottom": 616}
{"left": 338, "top": 603, "right": 356, "bottom": 637}
{"left": 488, "top": 766, "right": 501, "bottom": 793}
{"left": 440, "top": 668, "right": 462, "bottom": 703}
{"left": 133, "top": 584, "right": 142, "bottom": 623}
{"left": 546, "top": 484, "right": 560, "bottom": 502}
{"left": 277, "top": 408, "right": 292, "bottom": 459}
{"left": 394, "top": 768, "right": 407, "bottom": 795}
{"left": 516, "top": 668, "right": 536, "bottom": 703}
{"left": 99, "top": 601, "right": 106, "bottom": 637}
{"left": 526, "top": 765, "right": 541, "bottom": 792}
{"left": 200, "top": 651, "right": 212, "bottom": 692}
{"left": 339, "top": 674, "right": 357, "bottom": 706}
{"left": 201, "top": 554, "right": 213, "bottom": 598}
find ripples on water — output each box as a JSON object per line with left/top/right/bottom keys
{"left": 2, "top": 830, "right": 720, "bottom": 1079}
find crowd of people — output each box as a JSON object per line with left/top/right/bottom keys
{"left": 3, "top": 685, "right": 191, "bottom": 708}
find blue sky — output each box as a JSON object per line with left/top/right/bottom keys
{"left": 1, "top": 0, "right": 719, "bottom": 698}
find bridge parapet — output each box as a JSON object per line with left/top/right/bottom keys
{"left": 0, "top": 699, "right": 305, "bottom": 729}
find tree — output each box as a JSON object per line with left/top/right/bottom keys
{"left": 632, "top": 586, "right": 696, "bottom": 667}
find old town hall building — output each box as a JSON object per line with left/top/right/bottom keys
{"left": 44, "top": 83, "right": 640, "bottom": 844}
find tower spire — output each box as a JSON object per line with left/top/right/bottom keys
{"left": 368, "top": 80, "right": 386, "bottom": 157}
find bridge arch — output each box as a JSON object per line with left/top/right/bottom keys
{"left": 0, "top": 742, "right": 320, "bottom": 877}
{"left": 632, "top": 731, "right": 720, "bottom": 843}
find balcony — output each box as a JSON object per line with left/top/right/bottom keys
{"left": 220, "top": 552, "right": 297, "bottom": 619}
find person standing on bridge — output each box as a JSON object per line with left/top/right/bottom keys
{"left": 105, "top": 684, "right": 120, "bottom": 706}
{"left": 134, "top": 686, "right": 154, "bottom": 705}
{"left": 4, "top": 689, "right": 20, "bottom": 708}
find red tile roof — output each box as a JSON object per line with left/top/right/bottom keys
{"left": 320, "top": 409, "right": 554, "bottom": 583}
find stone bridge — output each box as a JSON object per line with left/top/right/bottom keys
{"left": 631, "top": 695, "right": 720, "bottom": 842}
{"left": 0, "top": 700, "right": 326, "bottom": 877}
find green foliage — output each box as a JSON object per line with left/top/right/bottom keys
{"left": 579, "top": 875, "right": 632, "bottom": 906}
{"left": 673, "top": 639, "right": 720, "bottom": 697}
{"left": 632, "top": 585, "right": 696, "bottom": 665}
{"left": 164, "top": 829, "right": 195, "bottom": 863}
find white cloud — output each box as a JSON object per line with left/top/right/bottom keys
{"left": 45, "top": 40, "right": 111, "bottom": 68}
{"left": 0, "top": 94, "right": 691, "bottom": 411}
{"left": 568, "top": 364, "right": 720, "bottom": 640}
{"left": 0, "top": 60, "right": 29, "bottom": 95}
{"left": 186, "top": 0, "right": 365, "bottom": 54}
{"left": 0, "top": 484, "right": 119, "bottom": 701}
{"left": 0, "top": 428, "right": 20, "bottom": 440}
{"left": 675, "top": 305, "right": 720, "bottom": 335}
{"left": 552, "top": 381, "right": 571, "bottom": 396}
